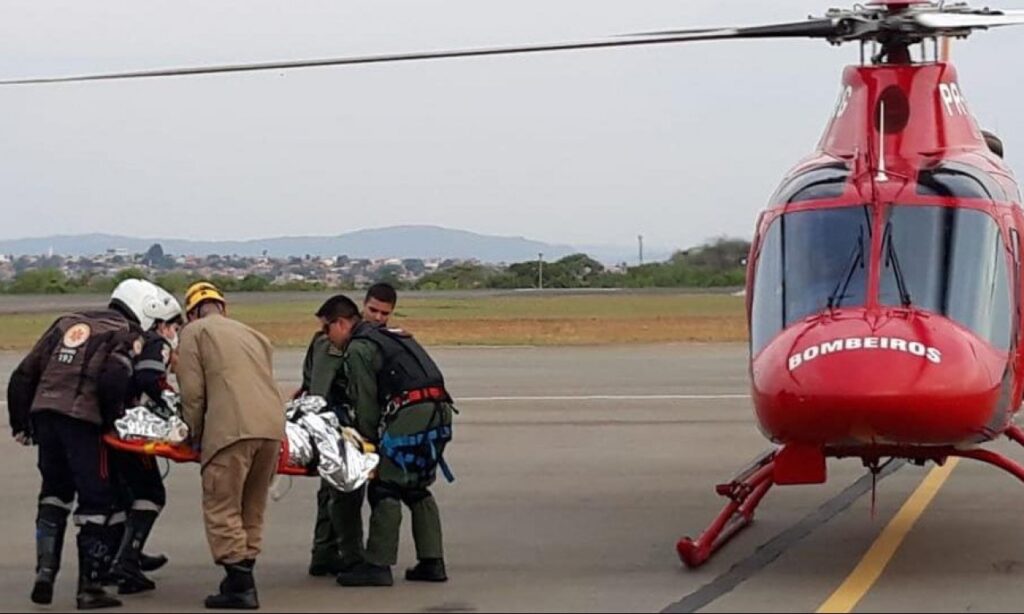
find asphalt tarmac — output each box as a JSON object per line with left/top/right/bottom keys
{"left": 1, "top": 344, "right": 1023, "bottom": 612}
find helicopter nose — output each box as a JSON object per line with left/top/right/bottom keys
{"left": 751, "top": 310, "right": 1010, "bottom": 446}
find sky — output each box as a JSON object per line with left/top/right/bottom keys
{"left": 1, "top": 0, "right": 1022, "bottom": 253}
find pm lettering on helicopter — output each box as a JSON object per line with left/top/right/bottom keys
{"left": 938, "top": 82, "right": 969, "bottom": 116}
{"left": 787, "top": 337, "right": 943, "bottom": 371}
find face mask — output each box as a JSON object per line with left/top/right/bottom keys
{"left": 166, "top": 332, "right": 179, "bottom": 351}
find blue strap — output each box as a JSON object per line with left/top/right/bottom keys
{"left": 438, "top": 457, "right": 455, "bottom": 483}
{"left": 379, "top": 425, "right": 454, "bottom": 482}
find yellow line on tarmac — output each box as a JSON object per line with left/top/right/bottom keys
{"left": 816, "top": 458, "right": 959, "bottom": 614}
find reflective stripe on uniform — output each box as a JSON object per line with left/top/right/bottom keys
{"left": 135, "top": 359, "right": 167, "bottom": 373}
{"left": 107, "top": 511, "right": 127, "bottom": 525}
{"left": 73, "top": 514, "right": 109, "bottom": 526}
{"left": 131, "top": 500, "right": 163, "bottom": 513}
{"left": 39, "top": 496, "right": 74, "bottom": 511}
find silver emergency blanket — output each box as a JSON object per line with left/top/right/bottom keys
{"left": 283, "top": 396, "right": 327, "bottom": 467}
{"left": 287, "top": 394, "right": 329, "bottom": 416}
{"left": 285, "top": 422, "right": 315, "bottom": 466}
{"left": 284, "top": 396, "right": 379, "bottom": 492}
{"left": 336, "top": 426, "right": 379, "bottom": 491}
{"left": 114, "top": 392, "right": 189, "bottom": 443}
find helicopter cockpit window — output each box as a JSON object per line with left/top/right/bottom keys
{"left": 771, "top": 164, "right": 850, "bottom": 205}
{"left": 917, "top": 162, "right": 1007, "bottom": 202}
{"left": 880, "top": 206, "right": 1012, "bottom": 351}
{"left": 751, "top": 205, "right": 872, "bottom": 354}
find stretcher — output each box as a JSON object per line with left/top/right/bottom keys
{"left": 102, "top": 433, "right": 316, "bottom": 476}
{"left": 103, "top": 432, "right": 378, "bottom": 480}
{"left": 104, "top": 396, "right": 380, "bottom": 489}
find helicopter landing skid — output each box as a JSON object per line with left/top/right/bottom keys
{"left": 677, "top": 426, "right": 1024, "bottom": 569}
{"left": 676, "top": 449, "right": 777, "bottom": 568}
{"left": 946, "top": 423, "right": 1024, "bottom": 485}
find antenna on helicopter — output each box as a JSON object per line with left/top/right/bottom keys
{"left": 876, "top": 102, "right": 890, "bottom": 182}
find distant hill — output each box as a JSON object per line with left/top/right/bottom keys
{"left": 0, "top": 225, "right": 591, "bottom": 263}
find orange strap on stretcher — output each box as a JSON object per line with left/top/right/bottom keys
{"left": 102, "top": 433, "right": 314, "bottom": 477}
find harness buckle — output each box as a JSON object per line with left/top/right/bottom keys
{"left": 387, "top": 387, "right": 448, "bottom": 416}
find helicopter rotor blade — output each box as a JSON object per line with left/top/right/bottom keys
{"left": 0, "top": 18, "right": 844, "bottom": 86}
{"left": 4, "top": 4, "right": 1022, "bottom": 86}
{"left": 914, "top": 10, "right": 1024, "bottom": 30}
{"left": 627, "top": 18, "right": 845, "bottom": 40}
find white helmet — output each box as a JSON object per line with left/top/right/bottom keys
{"left": 109, "top": 279, "right": 183, "bottom": 331}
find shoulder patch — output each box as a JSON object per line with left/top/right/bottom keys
{"left": 62, "top": 323, "right": 92, "bottom": 349}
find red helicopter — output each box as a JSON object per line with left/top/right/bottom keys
{"left": 672, "top": 0, "right": 1024, "bottom": 568}
{"left": 4, "top": 0, "right": 1024, "bottom": 571}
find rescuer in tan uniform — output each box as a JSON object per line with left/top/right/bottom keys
{"left": 177, "top": 282, "right": 285, "bottom": 610}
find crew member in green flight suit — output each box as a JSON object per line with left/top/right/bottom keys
{"left": 304, "top": 284, "right": 398, "bottom": 576}
{"left": 322, "top": 295, "right": 455, "bottom": 587}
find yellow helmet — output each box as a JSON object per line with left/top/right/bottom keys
{"left": 184, "top": 281, "right": 226, "bottom": 314}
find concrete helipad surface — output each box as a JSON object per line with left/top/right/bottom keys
{"left": 0, "top": 344, "right": 1022, "bottom": 612}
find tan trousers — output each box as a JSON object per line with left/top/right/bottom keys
{"left": 201, "top": 439, "right": 280, "bottom": 564}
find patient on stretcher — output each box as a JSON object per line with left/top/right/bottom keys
{"left": 109, "top": 394, "right": 378, "bottom": 492}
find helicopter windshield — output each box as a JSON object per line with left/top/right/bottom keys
{"left": 751, "top": 205, "right": 872, "bottom": 354}
{"left": 916, "top": 162, "right": 1008, "bottom": 202}
{"left": 879, "top": 206, "right": 1013, "bottom": 350}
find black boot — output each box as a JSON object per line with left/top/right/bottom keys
{"left": 31, "top": 506, "right": 68, "bottom": 605}
{"left": 337, "top": 554, "right": 365, "bottom": 575}
{"left": 307, "top": 551, "right": 344, "bottom": 577}
{"left": 204, "top": 559, "right": 259, "bottom": 610}
{"left": 76, "top": 528, "right": 122, "bottom": 610}
{"left": 99, "top": 522, "right": 124, "bottom": 586}
{"left": 110, "top": 511, "right": 158, "bottom": 595}
{"left": 310, "top": 551, "right": 364, "bottom": 577}
{"left": 336, "top": 561, "right": 394, "bottom": 587}
{"left": 140, "top": 552, "right": 168, "bottom": 572}
{"left": 405, "top": 558, "right": 448, "bottom": 583}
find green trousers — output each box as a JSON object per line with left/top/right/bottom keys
{"left": 310, "top": 480, "right": 365, "bottom": 564}
{"left": 361, "top": 401, "right": 452, "bottom": 567}
{"left": 363, "top": 479, "right": 444, "bottom": 566}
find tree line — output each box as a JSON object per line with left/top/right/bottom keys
{"left": 0, "top": 238, "right": 750, "bottom": 294}
{"left": 413, "top": 238, "right": 749, "bottom": 290}
{"left": 0, "top": 269, "right": 330, "bottom": 295}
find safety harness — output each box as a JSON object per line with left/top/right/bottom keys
{"left": 350, "top": 323, "right": 456, "bottom": 484}
{"left": 385, "top": 385, "right": 449, "bottom": 416}
{"left": 379, "top": 402, "right": 455, "bottom": 483}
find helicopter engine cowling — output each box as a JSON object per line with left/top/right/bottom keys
{"left": 751, "top": 308, "right": 1011, "bottom": 447}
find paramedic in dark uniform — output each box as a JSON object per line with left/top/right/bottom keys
{"left": 106, "top": 281, "right": 184, "bottom": 595}
{"left": 6, "top": 279, "right": 163, "bottom": 609}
